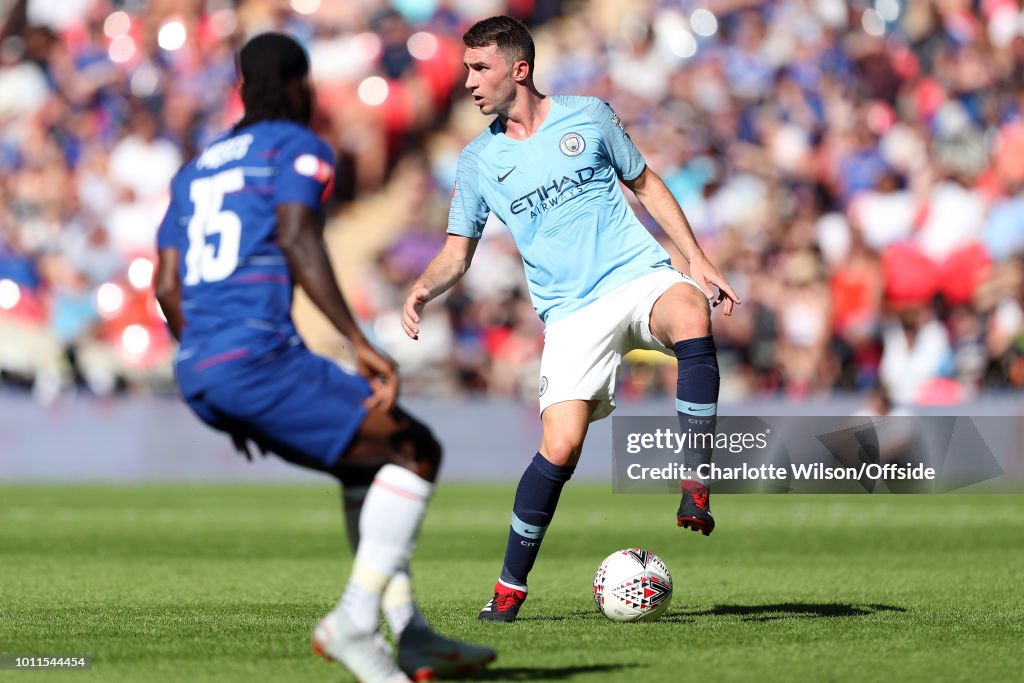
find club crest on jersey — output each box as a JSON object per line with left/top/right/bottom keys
{"left": 559, "top": 132, "right": 585, "bottom": 157}
{"left": 539, "top": 376, "right": 548, "bottom": 397}
{"left": 293, "top": 154, "right": 332, "bottom": 183}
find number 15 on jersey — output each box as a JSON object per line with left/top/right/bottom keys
{"left": 184, "top": 168, "right": 245, "bottom": 285}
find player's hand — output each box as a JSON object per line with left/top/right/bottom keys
{"left": 401, "top": 286, "right": 431, "bottom": 340}
{"left": 355, "top": 342, "right": 399, "bottom": 412}
{"left": 688, "top": 252, "right": 741, "bottom": 316}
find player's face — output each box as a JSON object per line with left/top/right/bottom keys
{"left": 463, "top": 44, "right": 517, "bottom": 116}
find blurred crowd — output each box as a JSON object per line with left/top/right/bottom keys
{"left": 2, "top": 0, "right": 1024, "bottom": 409}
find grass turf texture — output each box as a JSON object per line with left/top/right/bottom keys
{"left": 1, "top": 486, "right": 1022, "bottom": 682}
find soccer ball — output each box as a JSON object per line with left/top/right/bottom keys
{"left": 593, "top": 548, "right": 673, "bottom": 622}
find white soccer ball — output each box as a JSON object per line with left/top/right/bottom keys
{"left": 593, "top": 548, "right": 673, "bottom": 622}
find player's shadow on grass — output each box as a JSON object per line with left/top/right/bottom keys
{"left": 665, "top": 602, "right": 906, "bottom": 622}
{"left": 468, "top": 664, "right": 631, "bottom": 680}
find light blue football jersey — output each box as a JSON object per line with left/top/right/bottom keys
{"left": 448, "top": 95, "right": 673, "bottom": 323}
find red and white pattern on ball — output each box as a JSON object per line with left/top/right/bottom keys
{"left": 609, "top": 574, "right": 671, "bottom": 610}
{"left": 593, "top": 548, "right": 673, "bottom": 622}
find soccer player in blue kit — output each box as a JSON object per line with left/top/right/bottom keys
{"left": 402, "top": 17, "right": 741, "bottom": 622}
{"left": 154, "top": 33, "right": 495, "bottom": 681}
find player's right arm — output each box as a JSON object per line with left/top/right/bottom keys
{"left": 403, "top": 142, "right": 490, "bottom": 340}
{"left": 402, "top": 235, "right": 478, "bottom": 340}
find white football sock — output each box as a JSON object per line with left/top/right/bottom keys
{"left": 337, "top": 464, "right": 432, "bottom": 634}
{"left": 343, "top": 484, "right": 430, "bottom": 637}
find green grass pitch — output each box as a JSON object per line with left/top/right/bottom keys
{"left": 1, "top": 485, "right": 1022, "bottom": 682}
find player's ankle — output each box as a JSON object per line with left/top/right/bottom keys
{"left": 497, "top": 577, "right": 528, "bottom": 593}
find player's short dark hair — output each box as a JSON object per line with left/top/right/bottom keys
{"left": 463, "top": 15, "right": 535, "bottom": 74}
{"left": 234, "top": 32, "right": 310, "bottom": 130}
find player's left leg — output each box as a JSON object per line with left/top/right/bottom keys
{"left": 648, "top": 281, "right": 719, "bottom": 535}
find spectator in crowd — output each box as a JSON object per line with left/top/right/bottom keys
{"left": 3, "top": 0, "right": 1024, "bottom": 409}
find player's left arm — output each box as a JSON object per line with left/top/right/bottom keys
{"left": 275, "top": 135, "right": 398, "bottom": 411}
{"left": 277, "top": 203, "right": 398, "bottom": 411}
{"left": 625, "top": 166, "right": 740, "bottom": 315}
{"left": 587, "top": 96, "right": 739, "bottom": 314}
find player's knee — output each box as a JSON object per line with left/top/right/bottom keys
{"left": 405, "top": 419, "right": 442, "bottom": 482}
{"left": 541, "top": 436, "right": 584, "bottom": 467}
{"left": 417, "top": 427, "right": 443, "bottom": 480}
{"left": 675, "top": 298, "right": 711, "bottom": 340}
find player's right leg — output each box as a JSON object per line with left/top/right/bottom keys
{"left": 310, "top": 408, "right": 435, "bottom": 683}
{"left": 331, "top": 407, "right": 496, "bottom": 680}
{"left": 339, "top": 484, "right": 496, "bottom": 680}
{"left": 476, "top": 294, "right": 625, "bottom": 623}
{"left": 478, "top": 399, "right": 593, "bottom": 623}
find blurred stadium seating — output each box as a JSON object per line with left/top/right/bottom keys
{"left": 1, "top": 0, "right": 1023, "bottom": 410}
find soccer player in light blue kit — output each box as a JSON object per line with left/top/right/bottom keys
{"left": 155, "top": 33, "right": 495, "bottom": 680}
{"left": 402, "top": 16, "right": 741, "bottom": 622}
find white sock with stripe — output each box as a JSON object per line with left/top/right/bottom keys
{"left": 337, "top": 464, "right": 432, "bottom": 633}
{"left": 342, "top": 485, "right": 430, "bottom": 637}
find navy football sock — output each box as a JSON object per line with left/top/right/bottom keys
{"left": 674, "top": 336, "right": 720, "bottom": 478}
{"left": 498, "top": 453, "right": 575, "bottom": 589}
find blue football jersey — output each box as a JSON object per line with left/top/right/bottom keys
{"left": 156, "top": 120, "right": 333, "bottom": 396}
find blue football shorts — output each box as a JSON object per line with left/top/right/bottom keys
{"left": 184, "top": 343, "right": 372, "bottom": 471}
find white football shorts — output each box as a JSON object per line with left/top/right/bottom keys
{"left": 538, "top": 269, "right": 708, "bottom": 422}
